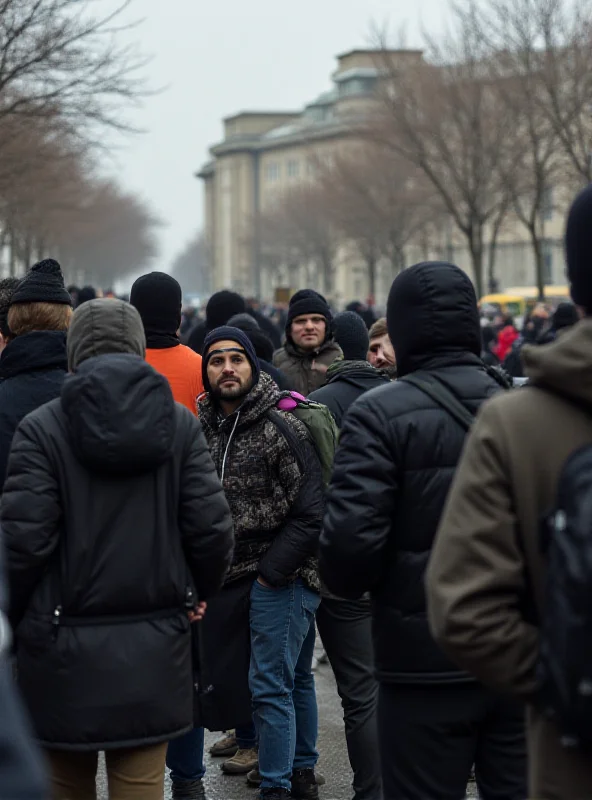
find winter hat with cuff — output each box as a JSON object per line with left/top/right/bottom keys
{"left": 286, "top": 289, "right": 332, "bottom": 332}
{"left": 67, "top": 299, "right": 146, "bottom": 371}
{"left": 202, "top": 325, "right": 260, "bottom": 392}
{"left": 10, "top": 259, "right": 72, "bottom": 306}
{"left": 332, "top": 311, "right": 370, "bottom": 361}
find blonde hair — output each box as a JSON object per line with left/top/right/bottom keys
{"left": 8, "top": 302, "right": 73, "bottom": 337}
{"left": 369, "top": 317, "right": 388, "bottom": 341}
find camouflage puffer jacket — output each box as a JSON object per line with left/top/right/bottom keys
{"left": 198, "top": 373, "right": 323, "bottom": 591}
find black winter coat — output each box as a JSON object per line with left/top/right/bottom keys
{"left": 308, "top": 360, "right": 390, "bottom": 428}
{"left": 2, "top": 354, "right": 234, "bottom": 750}
{"left": 321, "top": 262, "right": 505, "bottom": 685}
{"left": 0, "top": 331, "right": 67, "bottom": 490}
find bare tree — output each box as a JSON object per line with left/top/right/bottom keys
{"left": 171, "top": 233, "right": 210, "bottom": 296}
{"left": 373, "top": 12, "right": 521, "bottom": 296}
{"left": 467, "top": 0, "right": 564, "bottom": 298}
{"left": 535, "top": 0, "right": 592, "bottom": 183}
{"left": 257, "top": 184, "right": 340, "bottom": 297}
{"left": 319, "top": 143, "right": 437, "bottom": 296}
{"left": 0, "top": 0, "right": 148, "bottom": 140}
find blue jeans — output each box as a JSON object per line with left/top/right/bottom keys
{"left": 249, "top": 578, "right": 320, "bottom": 792}
{"left": 166, "top": 726, "right": 205, "bottom": 783}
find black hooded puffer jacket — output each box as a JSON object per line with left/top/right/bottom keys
{"left": 2, "top": 354, "right": 234, "bottom": 750}
{"left": 321, "top": 262, "right": 506, "bottom": 684}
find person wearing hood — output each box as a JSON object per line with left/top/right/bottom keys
{"left": 0, "top": 259, "right": 72, "bottom": 491}
{"left": 309, "top": 310, "right": 387, "bottom": 800}
{"left": 228, "top": 312, "right": 290, "bottom": 390}
{"left": 320, "top": 262, "right": 525, "bottom": 800}
{"left": 187, "top": 290, "right": 247, "bottom": 355}
{"left": 426, "top": 187, "right": 592, "bottom": 799}
{"left": 273, "top": 290, "right": 343, "bottom": 396}
{"left": 130, "top": 272, "right": 204, "bottom": 415}
{"left": 1, "top": 299, "right": 234, "bottom": 800}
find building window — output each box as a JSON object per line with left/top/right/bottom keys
{"left": 339, "top": 77, "right": 376, "bottom": 98}
{"left": 265, "top": 162, "right": 280, "bottom": 182}
{"left": 287, "top": 160, "right": 300, "bottom": 179}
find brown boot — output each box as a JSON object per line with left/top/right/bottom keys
{"left": 221, "top": 747, "right": 259, "bottom": 775}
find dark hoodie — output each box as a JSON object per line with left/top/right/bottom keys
{"left": 0, "top": 330, "right": 67, "bottom": 490}
{"left": 309, "top": 360, "right": 390, "bottom": 428}
{"left": 321, "top": 261, "right": 505, "bottom": 683}
{"left": 1, "top": 353, "right": 233, "bottom": 750}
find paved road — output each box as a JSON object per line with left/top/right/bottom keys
{"left": 97, "top": 656, "right": 478, "bottom": 799}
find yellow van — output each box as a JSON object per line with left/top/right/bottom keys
{"left": 481, "top": 286, "right": 570, "bottom": 317}
{"left": 479, "top": 293, "right": 525, "bottom": 317}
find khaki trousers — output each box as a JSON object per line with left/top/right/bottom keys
{"left": 46, "top": 742, "right": 167, "bottom": 800}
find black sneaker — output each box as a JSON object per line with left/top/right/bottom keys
{"left": 171, "top": 778, "right": 207, "bottom": 800}
{"left": 291, "top": 768, "right": 319, "bottom": 800}
{"left": 259, "top": 789, "right": 291, "bottom": 799}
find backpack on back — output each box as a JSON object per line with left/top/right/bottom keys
{"left": 271, "top": 392, "right": 339, "bottom": 488}
{"left": 538, "top": 444, "right": 592, "bottom": 751}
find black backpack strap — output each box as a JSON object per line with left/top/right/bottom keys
{"left": 401, "top": 374, "right": 475, "bottom": 432}
{"left": 266, "top": 409, "right": 306, "bottom": 474}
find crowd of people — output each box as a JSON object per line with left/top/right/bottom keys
{"left": 1, "top": 184, "right": 592, "bottom": 800}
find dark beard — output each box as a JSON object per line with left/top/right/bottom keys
{"left": 210, "top": 380, "right": 253, "bottom": 402}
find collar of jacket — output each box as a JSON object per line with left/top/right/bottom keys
{"left": 0, "top": 330, "right": 67, "bottom": 380}
{"left": 284, "top": 337, "right": 340, "bottom": 360}
{"left": 396, "top": 350, "right": 484, "bottom": 378}
{"left": 199, "top": 372, "right": 283, "bottom": 435}
{"left": 326, "top": 359, "right": 385, "bottom": 382}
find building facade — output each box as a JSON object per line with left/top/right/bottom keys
{"left": 198, "top": 49, "right": 568, "bottom": 307}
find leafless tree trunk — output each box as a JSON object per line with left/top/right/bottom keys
{"left": 372, "top": 11, "right": 518, "bottom": 297}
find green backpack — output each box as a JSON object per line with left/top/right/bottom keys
{"left": 271, "top": 394, "right": 339, "bottom": 488}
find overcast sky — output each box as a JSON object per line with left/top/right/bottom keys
{"left": 106, "top": 0, "right": 445, "bottom": 272}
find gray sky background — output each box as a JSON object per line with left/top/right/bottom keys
{"left": 106, "top": 0, "right": 445, "bottom": 273}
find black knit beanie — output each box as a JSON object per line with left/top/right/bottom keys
{"left": 130, "top": 272, "right": 182, "bottom": 334}
{"left": 202, "top": 326, "right": 261, "bottom": 392}
{"left": 228, "top": 312, "right": 260, "bottom": 333}
{"left": 566, "top": 185, "right": 592, "bottom": 311}
{"left": 332, "top": 311, "right": 370, "bottom": 361}
{"left": 206, "top": 291, "right": 246, "bottom": 329}
{"left": 10, "top": 259, "right": 71, "bottom": 306}
{"left": 286, "top": 289, "right": 332, "bottom": 334}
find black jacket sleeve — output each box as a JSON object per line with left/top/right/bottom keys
{"left": 320, "top": 396, "right": 399, "bottom": 599}
{"left": 178, "top": 412, "right": 234, "bottom": 600}
{"left": 1, "top": 419, "right": 62, "bottom": 628}
{"left": 258, "top": 439, "right": 324, "bottom": 587}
